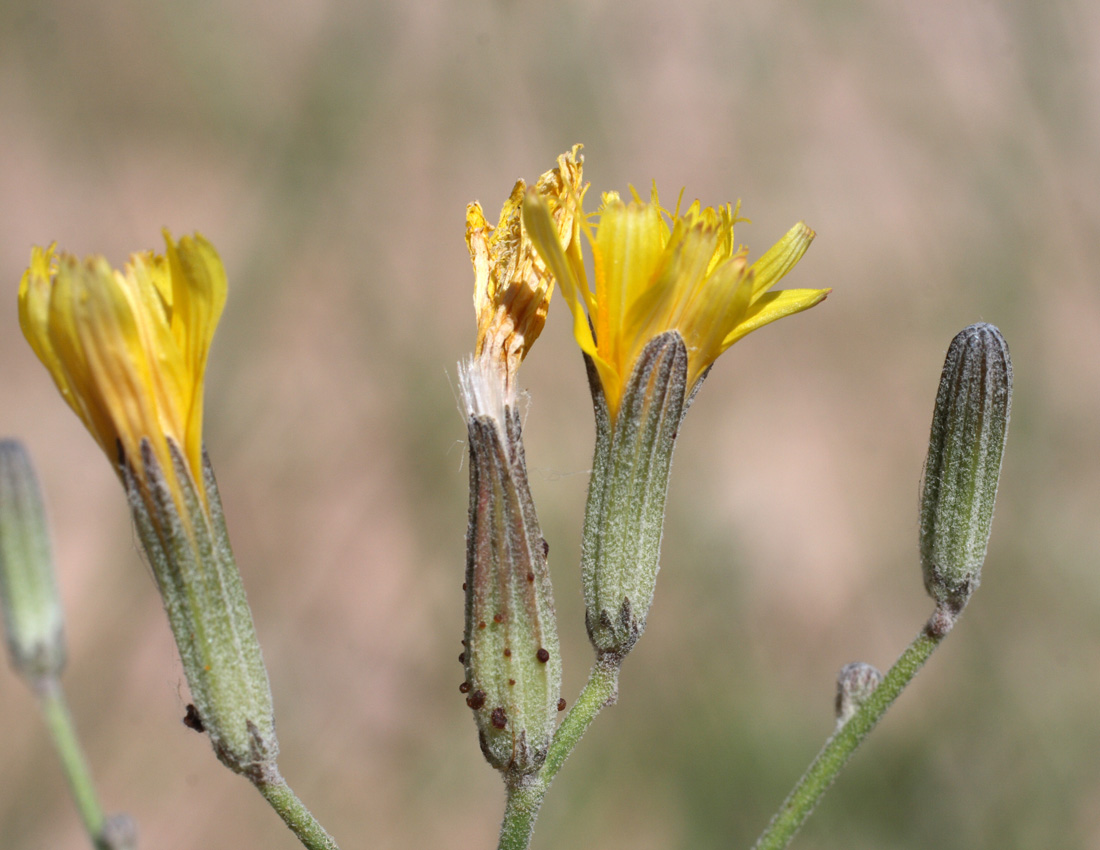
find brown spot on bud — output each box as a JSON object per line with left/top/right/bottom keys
{"left": 182, "top": 704, "right": 204, "bottom": 734}
{"left": 536, "top": 648, "right": 550, "bottom": 663}
{"left": 466, "top": 690, "right": 487, "bottom": 710}
{"left": 491, "top": 707, "right": 507, "bottom": 729}
{"left": 459, "top": 682, "right": 471, "bottom": 694}
{"left": 557, "top": 698, "right": 566, "bottom": 711}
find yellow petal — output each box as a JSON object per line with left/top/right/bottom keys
{"left": 523, "top": 189, "right": 598, "bottom": 361}
{"left": 747, "top": 221, "right": 815, "bottom": 299}
{"left": 18, "top": 235, "right": 227, "bottom": 512}
{"left": 722, "top": 288, "right": 831, "bottom": 348}
{"left": 467, "top": 147, "right": 585, "bottom": 399}
{"left": 515, "top": 156, "right": 828, "bottom": 423}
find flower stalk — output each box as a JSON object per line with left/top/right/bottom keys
{"left": 751, "top": 623, "right": 945, "bottom": 850}
{"left": 0, "top": 440, "right": 136, "bottom": 850}
{"left": 752, "top": 323, "right": 1012, "bottom": 850}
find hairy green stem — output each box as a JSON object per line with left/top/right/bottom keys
{"left": 498, "top": 657, "right": 621, "bottom": 850}
{"left": 35, "top": 677, "right": 113, "bottom": 850}
{"left": 751, "top": 613, "right": 950, "bottom": 850}
{"left": 255, "top": 774, "right": 341, "bottom": 850}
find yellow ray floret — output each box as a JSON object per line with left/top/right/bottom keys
{"left": 467, "top": 145, "right": 586, "bottom": 393}
{"left": 524, "top": 185, "right": 830, "bottom": 421}
{"left": 18, "top": 232, "right": 226, "bottom": 506}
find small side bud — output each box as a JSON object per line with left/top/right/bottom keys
{"left": 100, "top": 813, "right": 139, "bottom": 850}
{"left": 919, "top": 323, "right": 1012, "bottom": 618}
{"left": 581, "top": 332, "right": 688, "bottom": 660}
{"left": 460, "top": 357, "right": 561, "bottom": 775}
{"left": 0, "top": 440, "right": 66, "bottom": 680}
{"left": 835, "top": 662, "right": 883, "bottom": 727}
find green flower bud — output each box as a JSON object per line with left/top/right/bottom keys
{"left": 460, "top": 357, "right": 562, "bottom": 775}
{"left": 919, "top": 323, "right": 1012, "bottom": 617}
{"left": 0, "top": 440, "right": 65, "bottom": 680}
{"left": 125, "top": 438, "right": 278, "bottom": 779}
{"left": 581, "top": 332, "right": 688, "bottom": 660}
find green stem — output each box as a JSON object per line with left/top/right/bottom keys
{"left": 254, "top": 773, "right": 341, "bottom": 850}
{"left": 35, "top": 677, "right": 112, "bottom": 850}
{"left": 498, "top": 657, "right": 621, "bottom": 850}
{"left": 751, "top": 613, "right": 950, "bottom": 850}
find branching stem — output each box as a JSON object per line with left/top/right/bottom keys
{"left": 498, "top": 657, "right": 621, "bottom": 850}
{"left": 751, "top": 611, "right": 951, "bottom": 850}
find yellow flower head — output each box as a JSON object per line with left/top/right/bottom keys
{"left": 524, "top": 185, "right": 830, "bottom": 421}
{"left": 467, "top": 145, "right": 585, "bottom": 397}
{"left": 18, "top": 232, "right": 227, "bottom": 507}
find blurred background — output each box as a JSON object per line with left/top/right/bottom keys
{"left": 1, "top": 1, "right": 1098, "bottom": 848}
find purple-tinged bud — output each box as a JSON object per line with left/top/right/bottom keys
{"left": 459, "top": 356, "right": 561, "bottom": 775}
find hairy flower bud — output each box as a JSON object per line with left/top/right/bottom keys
{"left": 581, "top": 332, "right": 688, "bottom": 659}
{"left": 919, "top": 323, "right": 1012, "bottom": 617}
{"left": 19, "top": 235, "right": 280, "bottom": 778}
{"left": 459, "top": 357, "right": 561, "bottom": 774}
{"left": 456, "top": 151, "right": 579, "bottom": 774}
{"left": 835, "top": 662, "right": 883, "bottom": 727}
{"left": 0, "top": 440, "right": 65, "bottom": 680}
{"left": 126, "top": 439, "right": 277, "bottom": 778}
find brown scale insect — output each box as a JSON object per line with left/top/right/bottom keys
{"left": 526, "top": 572, "right": 535, "bottom": 582}
{"left": 508, "top": 679, "right": 516, "bottom": 686}
{"left": 490, "top": 707, "right": 507, "bottom": 729}
{"left": 557, "top": 698, "right": 567, "bottom": 711}
{"left": 459, "top": 682, "right": 471, "bottom": 694}
{"left": 182, "top": 703, "right": 204, "bottom": 734}
{"left": 466, "top": 690, "right": 487, "bottom": 710}
{"left": 536, "top": 648, "right": 550, "bottom": 663}
{"left": 458, "top": 652, "right": 465, "bottom": 664}
{"left": 503, "top": 648, "right": 511, "bottom": 657}
{"left": 493, "top": 613, "right": 503, "bottom": 624}
{"left": 478, "top": 621, "right": 487, "bottom": 630}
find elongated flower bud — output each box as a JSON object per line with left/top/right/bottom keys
{"left": 456, "top": 151, "right": 579, "bottom": 774}
{"left": 919, "top": 323, "right": 1012, "bottom": 618}
{"left": 582, "top": 332, "right": 688, "bottom": 659}
{"left": 0, "top": 440, "right": 65, "bottom": 680}
{"left": 19, "top": 235, "right": 279, "bottom": 779}
{"left": 126, "top": 438, "right": 277, "bottom": 778}
{"left": 460, "top": 357, "right": 561, "bottom": 774}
